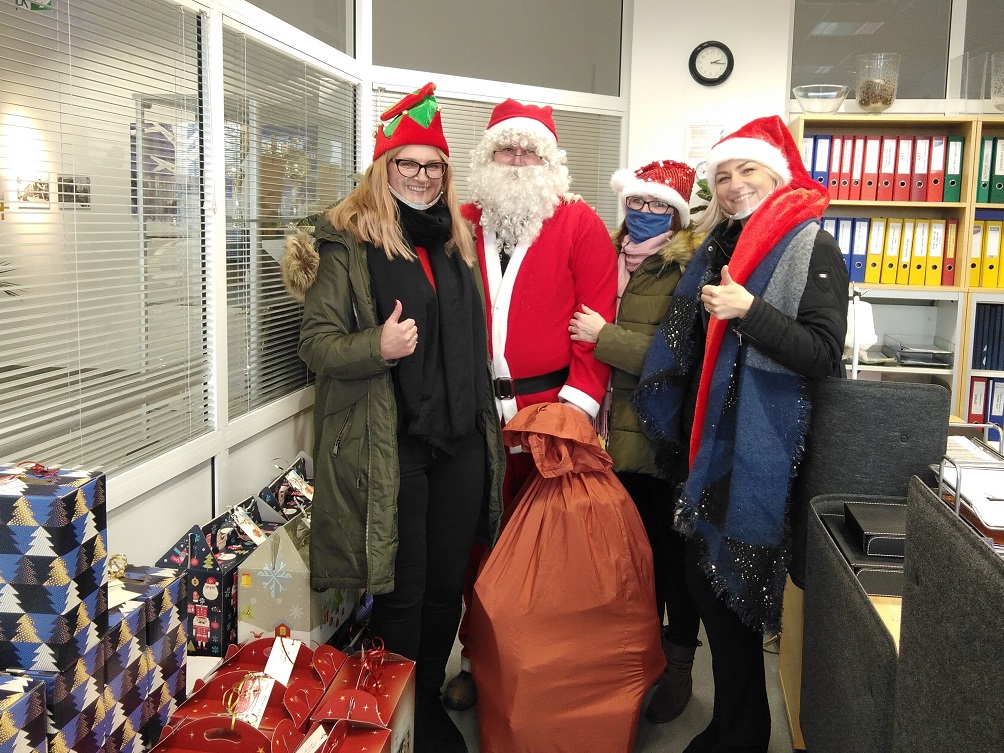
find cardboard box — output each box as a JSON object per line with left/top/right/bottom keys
{"left": 150, "top": 717, "right": 302, "bottom": 753}
{"left": 157, "top": 499, "right": 280, "bottom": 657}
{"left": 258, "top": 455, "right": 313, "bottom": 521}
{"left": 298, "top": 721, "right": 391, "bottom": 753}
{"left": 218, "top": 638, "right": 345, "bottom": 692}
{"left": 0, "top": 674, "right": 47, "bottom": 753}
{"left": 237, "top": 513, "right": 356, "bottom": 647}
{"left": 169, "top": 668, "right": 322, "bottom": 734}
{"left": 311, "top": 652, "right": 415, "bottom": 753}
{"left": 0, "top": 466, "right": 109, "bottom": 671}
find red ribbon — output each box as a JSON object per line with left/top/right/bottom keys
{"left": 16, "top": 462, "right": 60, "bottom": 478}
{"left": 357, "top": 638, "right": 387, "bottom": 696}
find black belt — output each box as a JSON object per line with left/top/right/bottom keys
{"left": 493, "top": 367, "right": 570, "bottom": 400}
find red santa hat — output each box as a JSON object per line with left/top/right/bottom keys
{"left": 373, "top": 82, "right": 450, "bottom": 160}
{"left": 610, "top": 160, "right": 696, "bottom": 228}
{"left": 484, "top": 99, "right": 559, "bottom": 147}
{"left": 706, "top": 115, "right": 816, "bottom": 190}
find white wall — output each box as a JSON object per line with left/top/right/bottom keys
{"left": 106, "top": 408, "right": 313, "bottom": 562}
{"left": 626, "top": 0, "right": 796, "bottom": 170}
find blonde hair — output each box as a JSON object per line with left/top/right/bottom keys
{"left": 694, "top": 163, "right": 784, "bottom": 236}
{"left": 327, "top": 147, "right": 476, "bottom": 265}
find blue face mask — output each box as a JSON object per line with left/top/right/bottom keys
{"left": 624, "top": 208, "right": 673, "bottom": 242}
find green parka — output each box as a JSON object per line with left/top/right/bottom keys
{"left": 594, "top": 227, "right": 703, "bottom": 478}
{"left": 282, "top": 214, "right": 505, "bottom": 595}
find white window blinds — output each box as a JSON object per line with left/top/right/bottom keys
{"left": 222, "top": 26, "right": 357, "bottom": 419}
{"left": 374, "top": 89, "right": 621, "bottom": 229}
{"left": 0, "top": 0, "right": 210, "bottom": 474}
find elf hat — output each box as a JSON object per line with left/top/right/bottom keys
{"left": 611, "top": 160, "right": 696, "bottom": 228}
{"left": 373, "top": 82, "right": 450, "bottom": 160}
{"left": 706, "top": 115, "right": 815, "bottom": 190}
{"left": 484, "top": 99, "right": 559, "bottom": 146}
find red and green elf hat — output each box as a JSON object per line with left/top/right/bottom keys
{"left": 373, "top": 82, "right": 450, "bottom": 160}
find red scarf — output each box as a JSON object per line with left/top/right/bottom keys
{"left": 689, "top": 185, "right": 829, "bottom": 465}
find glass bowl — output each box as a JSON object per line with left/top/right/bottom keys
{"left": 792, "top": 84, "right": 850, "bottom": 114}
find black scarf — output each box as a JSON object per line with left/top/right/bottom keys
{"left": 367, "top": 200, "right": 488, "bottom": 451}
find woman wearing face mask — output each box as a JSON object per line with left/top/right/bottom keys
{"left": 282, "top": 83, "right": 503, "bottom": 753}
{"left": 634, "top": 117, "right": 847, "bottom": 753}
{"left": 568, "top": 160, "right": 704, "bottom": 725}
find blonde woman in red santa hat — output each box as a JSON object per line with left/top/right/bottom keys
{"left": 282, "top": 83, "right": 503, "bottom": 753}
{"left": 442, "top": 98, "right": 617, "bottom": 711}
{"left": 568, "top": 159, "right": 705, "bottom": 726}
{"left": 634, "top": 116, "right": 848, "bottom": 753}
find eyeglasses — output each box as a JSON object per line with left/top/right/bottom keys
{"left": 391, "top": 159, "right": 448, "bottom": 179}
{"left": 493, "top": 147, "right": 544, "bottom": 166}
{"left": 625, "top": 196, "right": 674, "bottom": 215}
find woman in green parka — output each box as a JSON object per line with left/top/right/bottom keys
{"left": 281, "top": 84, "right": 503, "bottom": 753}
{"left": 569, "top": 159, "right": 703, "bottom": 726}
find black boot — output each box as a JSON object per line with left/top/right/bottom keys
{"left": 415, "top": 687, "right": 468, "bottom": 753}
{"left": 646, "top": 638, "right": 699, "bottom": 724}
{"left": 683, "top": 721, "right": 718, "bottom": 753}
{"left": 413, "top": 589, "right": 468, "bottom": 753}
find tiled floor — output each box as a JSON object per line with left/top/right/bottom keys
{"left": 445, "top": 626, "right": 796, "bottom": 753}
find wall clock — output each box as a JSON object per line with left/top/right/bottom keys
{"left": 689, "top": 41, "right": 734, "bottom": 87}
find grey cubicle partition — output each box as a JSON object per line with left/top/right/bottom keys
{"left": 893, "top": 476, "right": 1004, "bottom": 752}
{"left": 802, "top": 494, "right": 902, "bottom": 753}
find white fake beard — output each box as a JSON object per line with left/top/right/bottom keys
{"left": 469, "top": 162, "right": 570, "bottom": 248}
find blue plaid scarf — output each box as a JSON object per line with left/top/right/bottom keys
{"left": 634, "top": 202, "right": 821, "bottom": 633}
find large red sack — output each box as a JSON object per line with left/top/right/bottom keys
{"left": 470, "top": 402, "right": 664, "bottom": 753}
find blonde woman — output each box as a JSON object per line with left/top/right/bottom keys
{"left": 283, "top": 83, "right": 503, "bottom": 753}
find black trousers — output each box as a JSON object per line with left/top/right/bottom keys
{"left": 618, "top": 471, "right": 701, "bottom": 647}
{"left": 369, "top": 430, "right": 484, "bottom": 694}
{"left": 685, "top": 540, "right": 771, "bottom": 752}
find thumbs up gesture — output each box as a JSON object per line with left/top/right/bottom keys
{"left": 700, "top": 264, "right": 754, "bottom": 321}
{"left": 380, "top": 299, "right": 419, "bottom": 360}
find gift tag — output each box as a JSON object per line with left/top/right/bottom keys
{"left": 231, "top": 507, "right": 267, "bottom": 545}
{"left": 233, "top": 673, "right": 275, "bottom": 728}
{"left": 263, "top": 636, "right": 301, "bottom": 687}
{"left": 285, "top": 469, "right": 314, "bottom": 501}
{"left": 293, "top": 725, "right": 329, "bottom": 753}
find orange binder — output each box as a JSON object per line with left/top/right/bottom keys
{"left": 893, "top": 137, "right": 913, "bottom": 202}
{"left": 838, "top": 134, "right": 854, "bottom": 200}
{"left": 942, "top": 219, "right": 958, "bottom": 286}
{"left": 926, "top": 135, "right": 946, "bottom": 203}
{"left": 849, "top": 135, "right": 866, "bottom": 201}
{"left": 910, "top": 136, "right": 930, "bottom": 202}
{"left": 828, "top": 135, "right": 843, "bottom": 200}
{"left": 861, "top": 135, "right": 881, "bottom": 201}
{"left": 877, "top": 136, "right": 897, "bottom": 201}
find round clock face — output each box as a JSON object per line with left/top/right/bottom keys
{"left": 689, "top": 41, "right": 734, "bottom": 87}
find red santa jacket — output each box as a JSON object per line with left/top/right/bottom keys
{"left": 462, "top": 200, "right": 616, "bottom": 423}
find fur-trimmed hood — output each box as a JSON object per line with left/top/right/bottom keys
{"left": 612, "top": 226, "right": 705, "bottom": 272}
{"left": 282, "top": 230, "right": 320, "bottom": 304}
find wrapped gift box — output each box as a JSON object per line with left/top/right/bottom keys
{"left": 299, "top": 720, "right": 391, "bottom": 753}
{"left": 0, "top": 466, "right": 109, "bottom": 672}
{"left": 169, "top": 668, "right": 321, "bottom": 734}
{"left": 157, "top": 498, "right": 279, "bottom": 657}
{"left": 0, "top": 674, "right": 47, "bottom": 753}
{"left": 150, "top": 717, "right": 302, "bottom": 753}
{"left": 311, "top": 652, "right": 415, "bottom": 753}
{"left": 217, "top": 638, "right": 344, "bottom": 692}
{"left": 237, "top": 514, "right": 356, "bottom": 647}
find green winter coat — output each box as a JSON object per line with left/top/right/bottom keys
{"left": 594, "top": 227, "right": 702, "bottom": 478}
{"left": 282, "top": 214, "right": 505, "bottom": 595}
